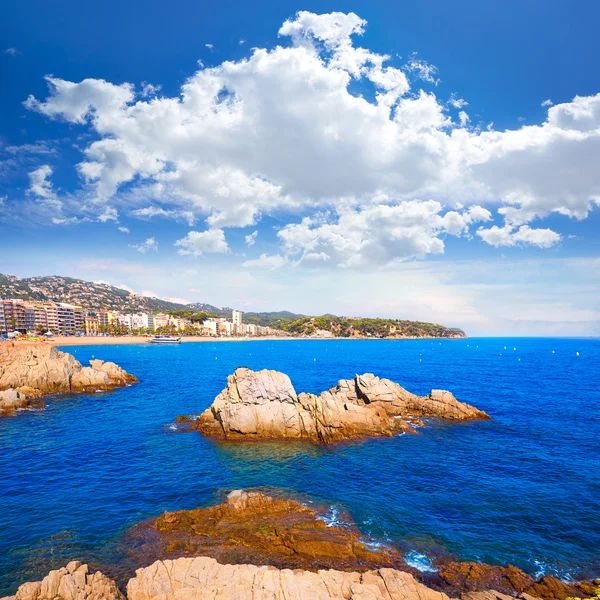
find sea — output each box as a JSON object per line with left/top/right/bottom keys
{"left": 0, "top": 338, "right": 599, "bottom": 595}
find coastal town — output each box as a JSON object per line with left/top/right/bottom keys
{"left": 0, "top": 299, "right": 284, "bottom": 338}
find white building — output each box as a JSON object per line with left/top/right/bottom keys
{"left": 131, "top": 312, "right": 154, "bottom": 330}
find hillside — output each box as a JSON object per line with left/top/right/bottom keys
{"left": 281, "top": 316, "right": 466, "bottom": 339}
{"left": 0, "top": 273, "right": 466, "bottom": 337}
{"left": 0, "top": 274, "right": 188, "bottom": 313}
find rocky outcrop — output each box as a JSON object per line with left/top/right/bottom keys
{"left": 523, "top": 575, "right": 597, "bottom": 600}
{"left": 435, "top": 562, "right": 535, "bottom": 596}
{"left": 3, "top": 558, "right": 597, "bottom": 600}
{"left": 127, "top": 556, "right": 451, "bottom": 600}
{"left": 0, "top": 560, "right": 124, "bottom": 600}
{"left": 0, "top": 343, "right": 137, "bottom": 415}
{"left": 0, "top": 388, "right": 45, "bottom": 416}
{"left": 125, "top": 490, "right": 406, "bottom": 573}
{"left": 188, "top": 368, "right": 489, "bottom": 442}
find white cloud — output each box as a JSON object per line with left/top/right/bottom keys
{"left": 242, "top": 253, "right": 288, "bottom": 269}
{"left": 140, "top": 82, "right": 162, "bottom": 97}
{"left": 448, "top": 94, "right": 467, "bottom": 109}
{"left": 4, "top": 48, "right": 20, "bottom": 56}
{"left": 174, "top": 229, "right": 229, "bottom": 257}
{"left": 477, "top": 224, "right": 561, "bottom": 248}
{"left": 21, "top": 11, "right": 600, "bottom": 267}
{"left": 278, "top": 201, "right": 493, "bottom": 267}
{"left": 245, "top": 230, "right": 258, "bottom": 246}
{"left": 129, "top": 237, "right": 158, "bottom": 253}
{"left": 27, "top": 165, "right": 56, "bottom": 200}
{"left": 205, "top": 43, "right": 214, "bottom": 50}
{"left": 118, "top": 226, "right": 130, "bottom": 233}
{"left": 0, "top": 195, "right": 6, "bottom": 206}
{"left": 458, "top": 110, "right": 470, "bottom": 127}
{"left": 404, "top": 52, "right": 440, "bottom": 85}
{"left": 131, "top": 206, "right": 196, "bottom": 225}
{"left": 541, "top": 99, "right": 553, "bottom": 107}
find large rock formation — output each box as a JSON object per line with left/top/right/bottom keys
{"left": 126, "top": 556, "right": 451, "bottom": 600}
{"left": 0, "top": 342, "right": 137, "bottom": 415}
{"left": 187, "top": 368, "right": 489, "bottom": 442}
{"left": 125, "top": 490, "right": 407, "bottom": 574}
{"left": 1, "top": 560, "right": 124, "bottom": 600}
{"left": 3, "top": 557, "right": 597, "bottom": 600}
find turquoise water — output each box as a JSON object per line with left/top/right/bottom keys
{"left": 0, "top": 338, "right": 599, "bottom": 594}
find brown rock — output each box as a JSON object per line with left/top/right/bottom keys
{"left": 524, "top": 575, "right": 596, "bottom": 600}
{"left": 124, "top": 490, "right": 407, "bottom": 574}
{"left": 126, "top": 556, "right": 453, "bottom": 600}
{"left": 189, "top": 368, "right": 489, "bottom": 443}
{"left": 0, "top": 560, "right": 124, "bottom": 600}
{"left": 0, "top": 387, "right": 46, "bottom": 416}
{"left": 0, "top": 343, "right": 137, "bottom": 408}
{"left": 437, "top": 561, "right": 534, "bottom": 596}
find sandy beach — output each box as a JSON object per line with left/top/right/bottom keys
{"left": 42, "top": 335, "right": 287, "bottom": 346}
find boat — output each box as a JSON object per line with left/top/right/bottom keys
{"left": 150, "top": 335, "right": 182, "bottom": 344}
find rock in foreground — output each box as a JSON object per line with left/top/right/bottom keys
{"left": 127, "top": 556, "right": 451, "bottom": 600}
{"left": 1, "top": 560, "right": 124, "bottom": 600}
{"left": 125, "top": 490, "right": 406, "bottom": 574}
{"left": 188, "top": 368, "right": 489, "bottom": 442}
{"left": 0, "top": 342, "right": 138, "bottom": 415}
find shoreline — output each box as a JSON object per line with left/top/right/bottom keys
{"left": 8, "top": 335, "right": 467, "bottom": 347}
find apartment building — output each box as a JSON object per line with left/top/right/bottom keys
{"left": 0, "top": 300, "right": 84, "bottom": 335}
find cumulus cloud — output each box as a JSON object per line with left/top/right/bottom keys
{"left": 245, "top": 230, "right": 258, "bottom": 246}
{"left": 278, "top": 201, "right": 492, "bottom": 267}
{"left": 118, "top": 226, "right": 130, "bottom": 233}
{"left": 4, "top": 48, "right": 20, "bottom": 56}
{"left": 477, "top": 225, "right": 561, "bottom": 248}
{"left": 129, "top": 237, "right": 158, "bottom": 253}
{"left": 27, "top": 165, "right": 56, "bottom": 201}
{"left": 242, "top": 253, "right": 288, "bottom": 269}
{"left": 174, "top": 229, "right": 229, "bottom": 257}
{"left": 21, "top": 11, "right": 600, "bottom": 267}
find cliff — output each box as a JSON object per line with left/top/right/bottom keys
{"left": 0, "top": 342, "right": 138, "bottom": 415}
{"left": 186, "top": 368, "right": 489, "bottom": 442}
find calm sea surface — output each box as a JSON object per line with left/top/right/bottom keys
{"left": 1, "top": 338, "right": 599, "bottom": 594}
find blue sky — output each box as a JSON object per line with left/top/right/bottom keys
{"left": 1, "top": 0, "right": 599, "bottom": 335}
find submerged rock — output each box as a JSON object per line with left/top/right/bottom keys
{"left": 0, "top": 343, "right": 137, "bottom": 415}
{"left": 186, "top": 368, "right": 489, "bottom": 442}
{"left": 0, "top": 560, "right": 124, "bottom": 600}
{"left": 125, "top": 490, "right": 407, "bottom": 574}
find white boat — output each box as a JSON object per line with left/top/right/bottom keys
{"left": 150, "top": 335, "right": 181, "bottom": 344}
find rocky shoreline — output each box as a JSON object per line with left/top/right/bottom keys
{"left": 180, "top": 368, "right": 489, "bottom": 443}
{"left": 3, "top": 490, "right": 598, "bottom": 600}
{"left": 0, "top": 342, "right": 138, "bottom": 416}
